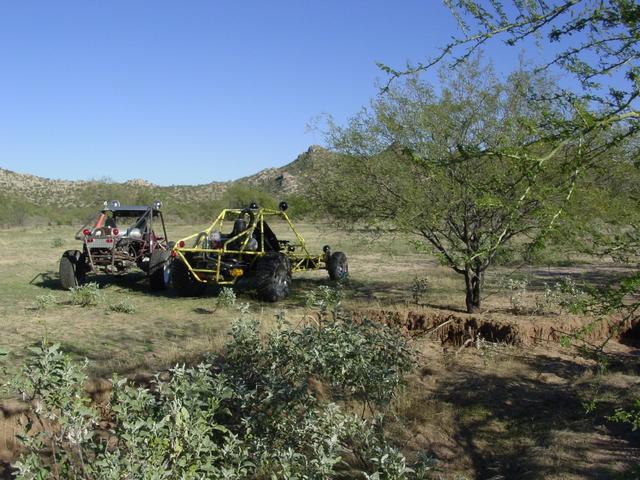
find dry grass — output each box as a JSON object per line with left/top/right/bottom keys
{"left": 0, "top": 223, "right": 358, "bottom": 380}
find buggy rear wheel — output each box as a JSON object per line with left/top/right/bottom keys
{"left": 172, "top": 259, "right": 206, "bottom": 297}
{"left": 149, "top": 250, "right": 171, "bottom": 291}
{"left": 328, "top": 251, "right": 348, "bottom": 281}
{"left": 59, "top": 250, "right": 86, "bottom": 290}
{"left": 255, "top": 253, "right": 292, "bottom": 302}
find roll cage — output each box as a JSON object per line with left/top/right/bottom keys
{"left": 173, "top": 207, "right": 327, "bottom": 285}
{"left": 78, "top": 205, "right": 169, "bottom": 272}
{"left": 75, "top": 206, "right": 166, "bottom": 241}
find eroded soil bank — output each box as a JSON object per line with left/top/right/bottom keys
{"left": 352, "top": 307, "right": 638, "bottom": 347}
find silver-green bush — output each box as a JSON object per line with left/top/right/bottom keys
{"left": 69, "top": 282, "right": 102, "bottom": 307}
{"left": 34, "top": 293, "right": 58, "bottom": 310}
{"left": 107, "top": 299, "right": 136, "bottom": 314}
{"left": 8, "top": 296, "right": 423, "bottom": 479}
{"left": 216, "top": 287, "right": 237, "bottom": 308}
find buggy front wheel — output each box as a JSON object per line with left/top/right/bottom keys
{"left": 171, "top": 259, "right": 206, "bottom": 297}
{"left": 149, "top": 250, "right": 171, "bottom": 291}
{"left": 59, "top": 250, "right": 86, "bottom": 290}
{"left": 328, "top": 252, "right": 348, "bottom": 281}
{"left": 255, "top": 253, "right": 292, "bottom": 302}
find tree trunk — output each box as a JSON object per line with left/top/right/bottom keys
{"left": 464, "top": 269, "right": 482, "bottom": 313}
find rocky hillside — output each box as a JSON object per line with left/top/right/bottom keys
{"left": 0, "top": 146, "right": 334, "bottom": 225}
{"left": 238, "top": 145, "right": 333, "bottom": 195}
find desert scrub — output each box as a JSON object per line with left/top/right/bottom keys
{"left": 216, "top": 287, "right": 236, "bottom": 308}
{"left": 535, "top": 277, "right": 589, "bottom": 314}
{"left": 410, "top": 276, "right": 430, "bottom": 304}
{"left": 50, "top": 237, "right": 64, "bottom": 248}
{"left": 107, "top": 299, "right": 136, "bottom": 314}
{"left": 69, "top": 282, "right": 102, "bottom": 307}
{"left": 9, "top": 306, "right": 422, "bottom": 479}
{"left": 552, "top": 276, "right": 589, "bottom": 313}
{"left": 33, "top": 293, "right": 58, "bottom": 310}
{"left": 502, "top": 277, "right": 529, "bottom": 314}
{"left": 305, "top": 283, "right": 344, "bottom": 321}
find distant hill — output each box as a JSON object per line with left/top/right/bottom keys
{"left": 0, "top": 145, "right": 335, "bottom": 226}
{"left": 237, "top": 145, "right": 334, "bottom": 194}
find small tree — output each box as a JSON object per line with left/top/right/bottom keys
{"left": 317, "top": 61, "right": 579, "bottom": 312}
{"left": 381, "top": 0, "right": 639, "bottom": 168}
{"left": 385, "top": 2, "right": 638, "bottom": 108}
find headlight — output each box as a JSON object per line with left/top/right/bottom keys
{"left": 128, "top": 228, "right": 142, "bottom": 240}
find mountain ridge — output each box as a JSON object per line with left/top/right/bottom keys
{"left": 0, "top": 146, "right": 333, "bottom": 224}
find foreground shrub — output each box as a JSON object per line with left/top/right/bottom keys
{"left": 33, "top": 293, "right": 58, "bottom": 311}
{"left": 107, "top": 299, "right": 136, "bottom": 314}
{"left": 69, "top": 283, "right": 102, "bottom": 307}
{"left": 216, "top": 287, "right": 237, "bottom": 308}
{"left": 8, "top": 301, "right": 421, "bottom": 479}
{"left": 226, "top": 312, "right": 415, "bottom": 412}
{"left": 305, "top": 284, "right": 344, "bottom": 320}
{"left": 8, "top": 343, "right": 98, "bottom": 479}
{"left": 92, "top": 365, "right": 251, "bottom": 479}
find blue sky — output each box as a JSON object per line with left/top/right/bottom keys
{"left": 0, "top": 1, "right": 529, "bottom": 185}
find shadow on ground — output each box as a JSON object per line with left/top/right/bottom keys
{"left": 30, "top": 270, "right": 179, "bottom": 297}
{"left": 28, "top": 266, "right": 418, "bottom": 307}
{"left": 526, "top": 264, "right": 637, "bottom": 291}
{"left": 0, "top": 462, "right": 12, "bottom": 480}
{"left": 28, "top": 271, "right": 60, "bottom": 290}
{"left": 408, "top": 350, "right": 640, "bottom": 479}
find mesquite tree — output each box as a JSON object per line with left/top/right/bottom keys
{"left": 317, "top": 62, "right": 579, "bottom": 312}
{"left": 379, "top": 0, "right": 639, "bottom": 170}
{"left": 384, "top": 1, "right": 639, "bottom": 120}
{"left": 432, "top": 1, "right": 640, "bottom": 312}
{"left": 319, "top": 1, "right": 639, "bottom": 312}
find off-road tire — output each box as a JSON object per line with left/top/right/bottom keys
{"left": 328, "top": 251, "right": 348, "bottom": 281}
{"left": 149, "top": 250, "right": 171, "bottom": 291}
{"left": 59, "top": 250, "right": 86, "bottom": 290}
{"left": 255, "top": 253, "right": 292, "bottom": 302}
{"left": 172, "top": 258, "right": 206, "bottom": 297}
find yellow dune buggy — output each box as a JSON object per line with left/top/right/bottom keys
{"left": 170, "top": 202, "right": 348, "bottom": 301}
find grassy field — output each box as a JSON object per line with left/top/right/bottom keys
{"left": 0, "top": 222, "right": 430, "bottom": 377}
{"left": 0, "top": 222, "right": 638, "bottom": 478}
{"left": 0, "top": 221, "right": 469, "bottom": 379}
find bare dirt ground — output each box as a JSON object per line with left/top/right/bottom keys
{"left": 0, "top": 223, "right": 638, "bottom": 478}
{"left": 391, "top": 327, "right": 640, "bottom": 479}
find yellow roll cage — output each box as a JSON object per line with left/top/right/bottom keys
{"left": 173, "top": 207, "right": 326, "bottom": 285}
